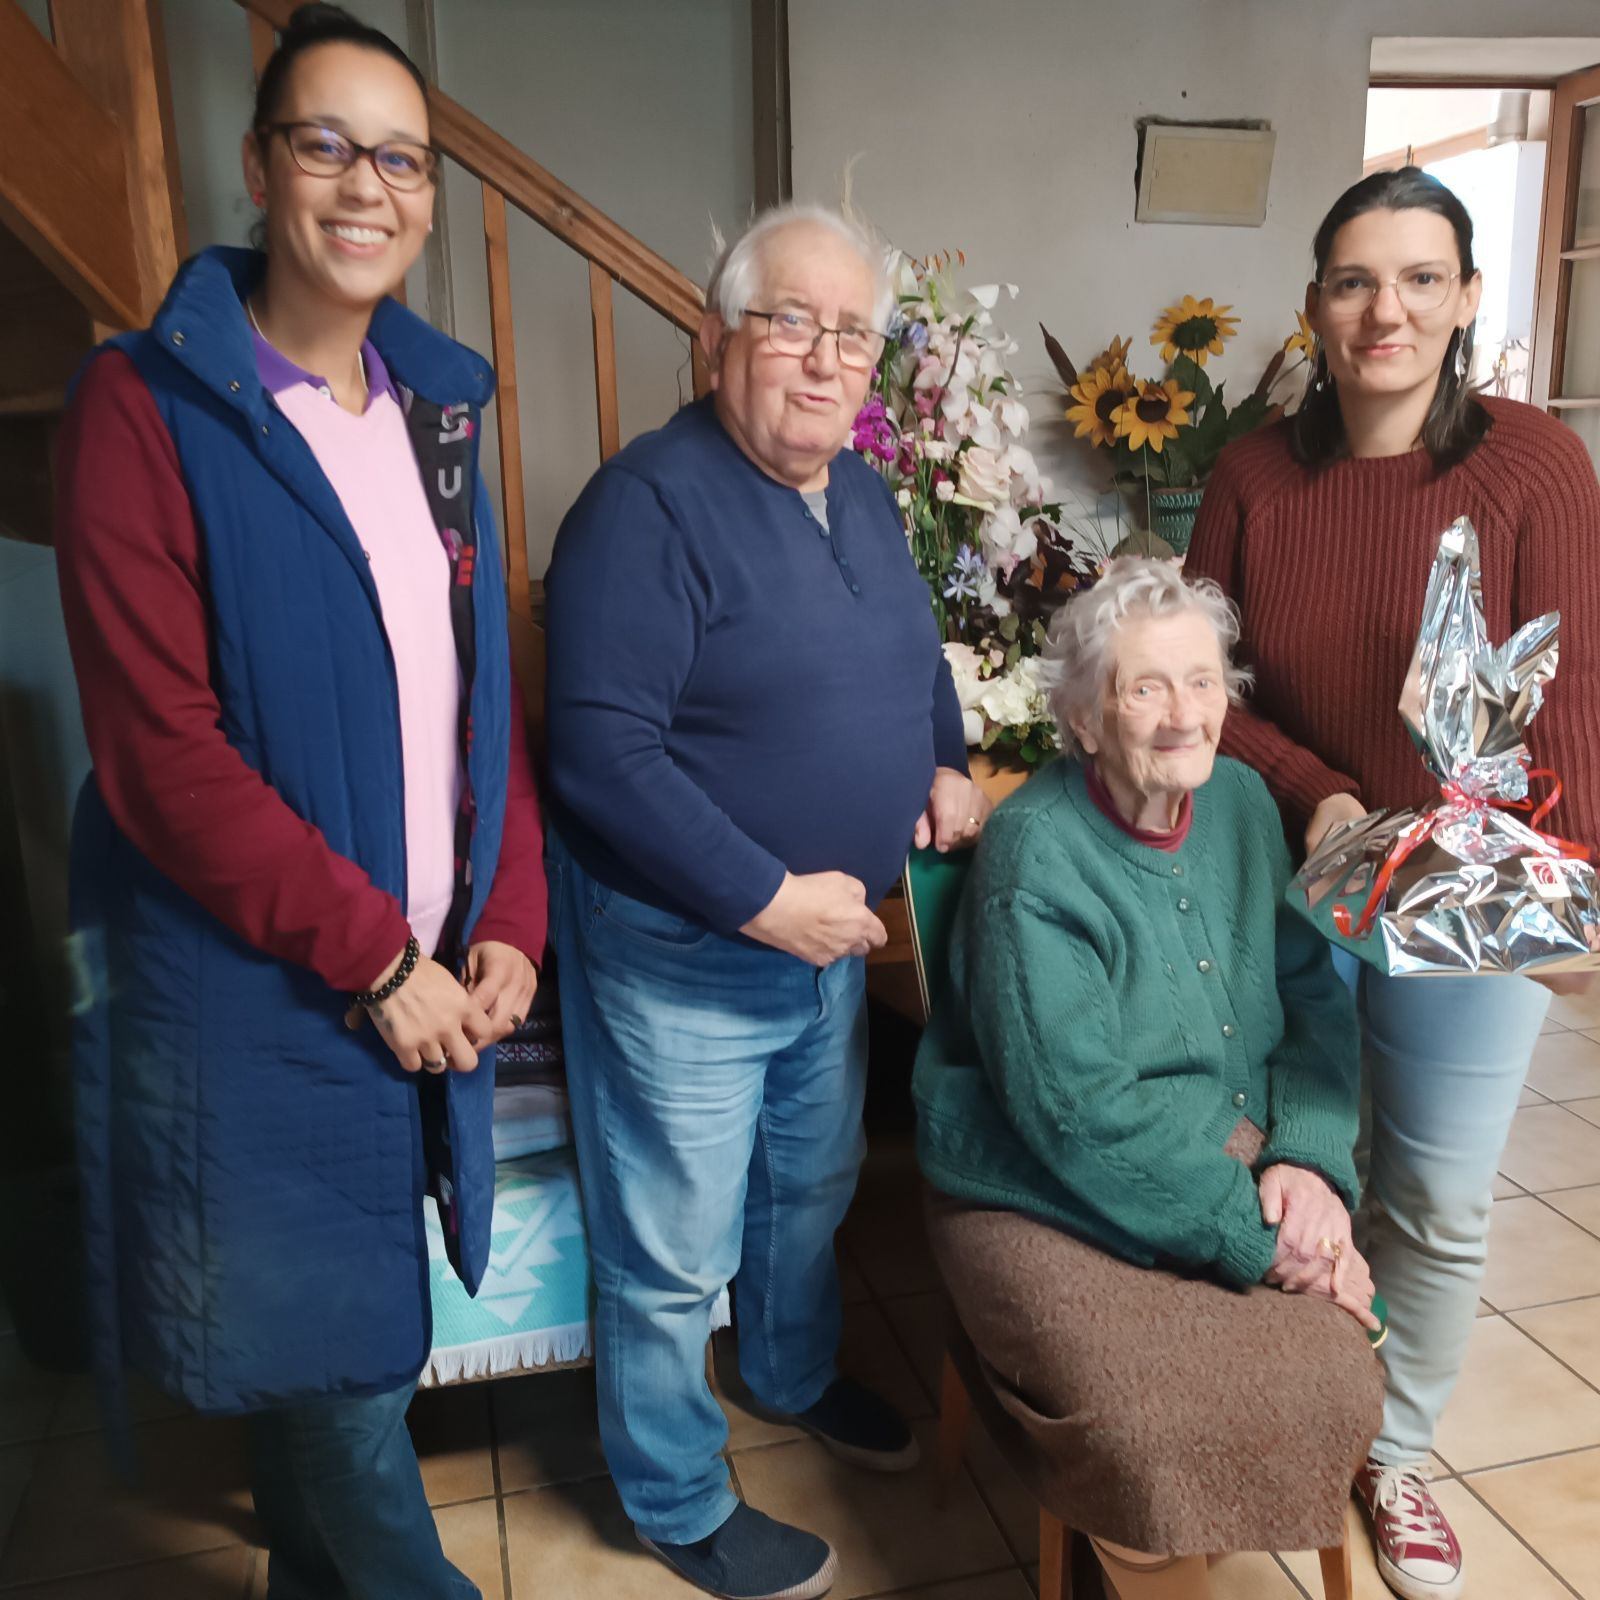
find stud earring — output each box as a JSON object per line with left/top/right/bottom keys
{"left": 252, "top": 192, "right": 264, "bottom": 207}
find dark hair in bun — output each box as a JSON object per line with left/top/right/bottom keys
{"left": 252, "top": 3, "right": 428, "bottom": 130}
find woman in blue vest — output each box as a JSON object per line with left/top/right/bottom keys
{"left": 52, "top": 7, "right": 545, "bottom": 1595}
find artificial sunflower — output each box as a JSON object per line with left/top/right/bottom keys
{"left": 1065, "top": 364, "right": 1136, "bottom": 448}
{"left": 1113, "top": 378, "right": 1195, "bottom": 454}
{"left": 1087, "top": 335, "right": 1133, "bottom": 375}
{"left": 1150, "top": 295, "right": 1240, "bottom": 366}
{"left": 1283, "top": 310, "right": 1318, "bottom": 361}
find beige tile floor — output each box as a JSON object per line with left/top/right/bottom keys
{"left": 3, "top": 1019, "right": 1600, "bottom": 1598}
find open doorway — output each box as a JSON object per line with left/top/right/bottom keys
{"left": 1368, "top": 38, "right": 1600, "bottom": 469}
{"left": 1363, "top": 87, "right": 1550, "bottom": 402}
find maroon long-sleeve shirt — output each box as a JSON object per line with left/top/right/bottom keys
{"left": 1186, "top": 399, "right": 1600, "bottom": 856}
{"left": 53, "top": 350, "right": 547, "bottom": 994}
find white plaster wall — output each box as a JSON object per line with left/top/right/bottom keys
{"left": 788, "top": 0, "right": 1600, "bottom": 527}
{"left": 430, "top": 0, "right": 754, "bottom": 579}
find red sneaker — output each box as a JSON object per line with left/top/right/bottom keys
{"left": 1355, "top": 1459, "right": 1463, "bottom": 1600}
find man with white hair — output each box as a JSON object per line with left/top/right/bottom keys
{"left": 543, "top": 203, "right": 988, "bottom": 1598}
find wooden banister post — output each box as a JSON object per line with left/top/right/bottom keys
{"left": 589, "top": 260, "right": 620, "bottom": 462}
{"left": 49, "top": 0, "right": 187, "bottom": 324}
{"left": 0, "top": 0, "right": 143, "bottom": 328}
{"left": 481, "top": 183, "right": 530, "bottom": 617}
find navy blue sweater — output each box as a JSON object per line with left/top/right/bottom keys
{"left": 544, "top": 399, "right": 967, "bottom": 935}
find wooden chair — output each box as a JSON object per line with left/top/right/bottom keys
{"left": 902, "top": 848, "right": 1355, "bottom": 1600}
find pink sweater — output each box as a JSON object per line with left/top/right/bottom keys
{"left": 269, "top": 350, "right": 462, "bottom": 956}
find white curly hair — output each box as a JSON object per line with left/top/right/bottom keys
{"left": 1043, "top": 557, "right": 1253, "bottom": 758}
{"left": 705, "top": 201, "right": 896, "bottom": 333}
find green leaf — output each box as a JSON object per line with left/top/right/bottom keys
{"left": 1004, "top": 640, "right": 1022, "bottom": 669}
{"left": 1171, "top": 354, "right": 1211, "bottom": 406}
{"left": 998, "top": 613, "right": 1020, "bottom": 642}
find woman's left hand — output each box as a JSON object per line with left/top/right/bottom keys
{"left": 463, "top": 940, "right": 538, "bottom": 1043}
{"left": 914, "top": 767, "right": 993, "bottom": 853}
{"left": 1259, "top": 1162, "right": 1356, "bottom": 1294}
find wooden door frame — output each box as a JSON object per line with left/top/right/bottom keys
{"left": 1530, "top": 62, "right": 1600, "bottom": 408}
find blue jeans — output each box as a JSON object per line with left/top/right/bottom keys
{"left": 549, "top": 830, "right": 868, "bottom": 1543}
{"left": 247, "top": 1379, "right": 479, "bottom": 1600}
{"left": 1336, "top": 956, "right": 1550, "bottom": 1464}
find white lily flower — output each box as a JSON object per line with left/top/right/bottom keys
{"left": 967, "top": 283, "right": 1019, "bottom": 310}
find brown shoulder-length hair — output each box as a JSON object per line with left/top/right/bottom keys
{"left": 1293, "top": 166, "right": 1491, "bottom": 472}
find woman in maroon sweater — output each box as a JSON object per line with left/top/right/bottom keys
{"left": 1187, "top": 167, "right": 1599, "bottom": 1600}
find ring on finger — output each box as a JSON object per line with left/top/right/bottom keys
{"left": 423, "top": 1056, "right": 447, "bottom": 1072}
{"left": 1317, "top": 1235, "right": 1343, "bottom": 1293}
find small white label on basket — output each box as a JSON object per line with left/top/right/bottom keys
{"left": 1523, "top": 857, "right": 1573, "bottom": 900}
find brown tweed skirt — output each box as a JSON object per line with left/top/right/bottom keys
{"left": 926, "top": 1125, "right": 1384, "bottom": 1557}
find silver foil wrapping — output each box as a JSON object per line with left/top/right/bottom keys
{"left": 1289, "top": 517, "right": 1600, "bottom": 977}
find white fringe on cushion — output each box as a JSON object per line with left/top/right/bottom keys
{"left": 419, "top": 1321, "right": 593, "bottom": 1387}
{"left": 419, "top": 1294, "right": 733, "bottom": 1388}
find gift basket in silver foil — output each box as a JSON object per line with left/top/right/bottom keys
{"left": 1290, "top": 517, "right": 1599, "bottom": 977}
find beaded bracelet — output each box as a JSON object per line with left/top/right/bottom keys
{"left": 354, "top": 934, "right": 420, "bottom": 1007}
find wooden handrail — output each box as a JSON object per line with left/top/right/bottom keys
{"left": 235, "top": 0, "right": 705, "bottom": 335}
{"left": 0, "top": 0, "right": 145, "bottom": 328}
{"left": 50, "top": 0, "right": 189, "bottom": 315}
{"left": 481, "top": 183, "right": 530, "bottom": 616}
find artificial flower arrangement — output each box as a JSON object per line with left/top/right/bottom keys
{"left": 852, "top": 251, "right": 1102, "bottom": 763}
{"left": 1043, "top": 298, "right": 1315, "bottom": 534}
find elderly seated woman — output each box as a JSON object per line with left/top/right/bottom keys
{"left": 913, "top": 558, "right": 1384, "bottom": 1595}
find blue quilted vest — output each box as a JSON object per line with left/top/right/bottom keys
{"left": 69, "top": 247, "right": 511, "bottom": 1415}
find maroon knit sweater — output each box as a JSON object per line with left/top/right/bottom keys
{"left": 1185, "top": 398, "right": 1600, "bottom": 854}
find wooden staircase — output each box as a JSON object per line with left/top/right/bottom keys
{"left": 0, "top": 0, "right": 186, "bottom": 543}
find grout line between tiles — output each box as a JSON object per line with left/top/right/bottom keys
{"left": 1451, "top": 1471, "right": 1585, "bottom": 1600}
{"left": 854, "top": 1561, "right": 1026, "bottom": 1598}
{"left": 1454, "top": 1438, "right": 1600, "bottom": 1480}
{"left": 0, "top": 1538, "right": 246, "bottom": 1593}
{"left": 1528, "top": 1191, "right": 1600, "bottom": 1245}
{"left": 486, "top": 1385, "right": 513, "bottom": 1600}
{"left": 1498, "top": 1314, "right": 1600, "bottom": 1398}
{"left": 1272, "top": 1550, "right": 1315, "bottom": 1600}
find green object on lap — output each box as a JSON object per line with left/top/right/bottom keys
{"left": 904, "top": 846, "right": 976, "bottom": 1019}
{"left": 1370, "top": 1290, "right": 1389, "bottom": 1349}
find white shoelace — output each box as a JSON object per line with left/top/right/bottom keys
{"left": 1371, "top": 1465, "right": 1453, "bottom": 1556}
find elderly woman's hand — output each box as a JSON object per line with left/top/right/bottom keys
{"left": 915, "top": 767, "right": 993, "bottom": 853}
{"left": 1260, "top": 1163, "right": 1380, "bottom": 1331}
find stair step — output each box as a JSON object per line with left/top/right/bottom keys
{"left": 0, "top": 389, "right": 67, "bottom": 420}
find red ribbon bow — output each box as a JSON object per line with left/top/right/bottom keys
{"left": 1331, "top": 769, "right": 1589, "bottom": 939}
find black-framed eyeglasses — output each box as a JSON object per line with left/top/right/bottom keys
{"left": 258, "top": 122, "right": 439, "bottom": 192}
{"left": 745, "top": 309, "right": 888, "bottom": 371}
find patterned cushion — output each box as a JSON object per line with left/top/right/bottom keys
{"left": 421, "top": 1146, "right": 729, "bottom": 1385}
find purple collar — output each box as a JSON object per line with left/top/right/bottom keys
{"left": 250, "top": 325, "right": 398, "bottom": 412}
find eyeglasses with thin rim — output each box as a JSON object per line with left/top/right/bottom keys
{"left": 258, "top": 122, "right": 439, "bottom": 193}
{"left": 745, "top": 309, "right": 888, "bottom": 371}
{"left": 1317, "top": 265, "right": 1462, "bottom": 318}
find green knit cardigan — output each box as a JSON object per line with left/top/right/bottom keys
{"left": 913, "top": 756, "right": 1360, "bottom": 1289}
